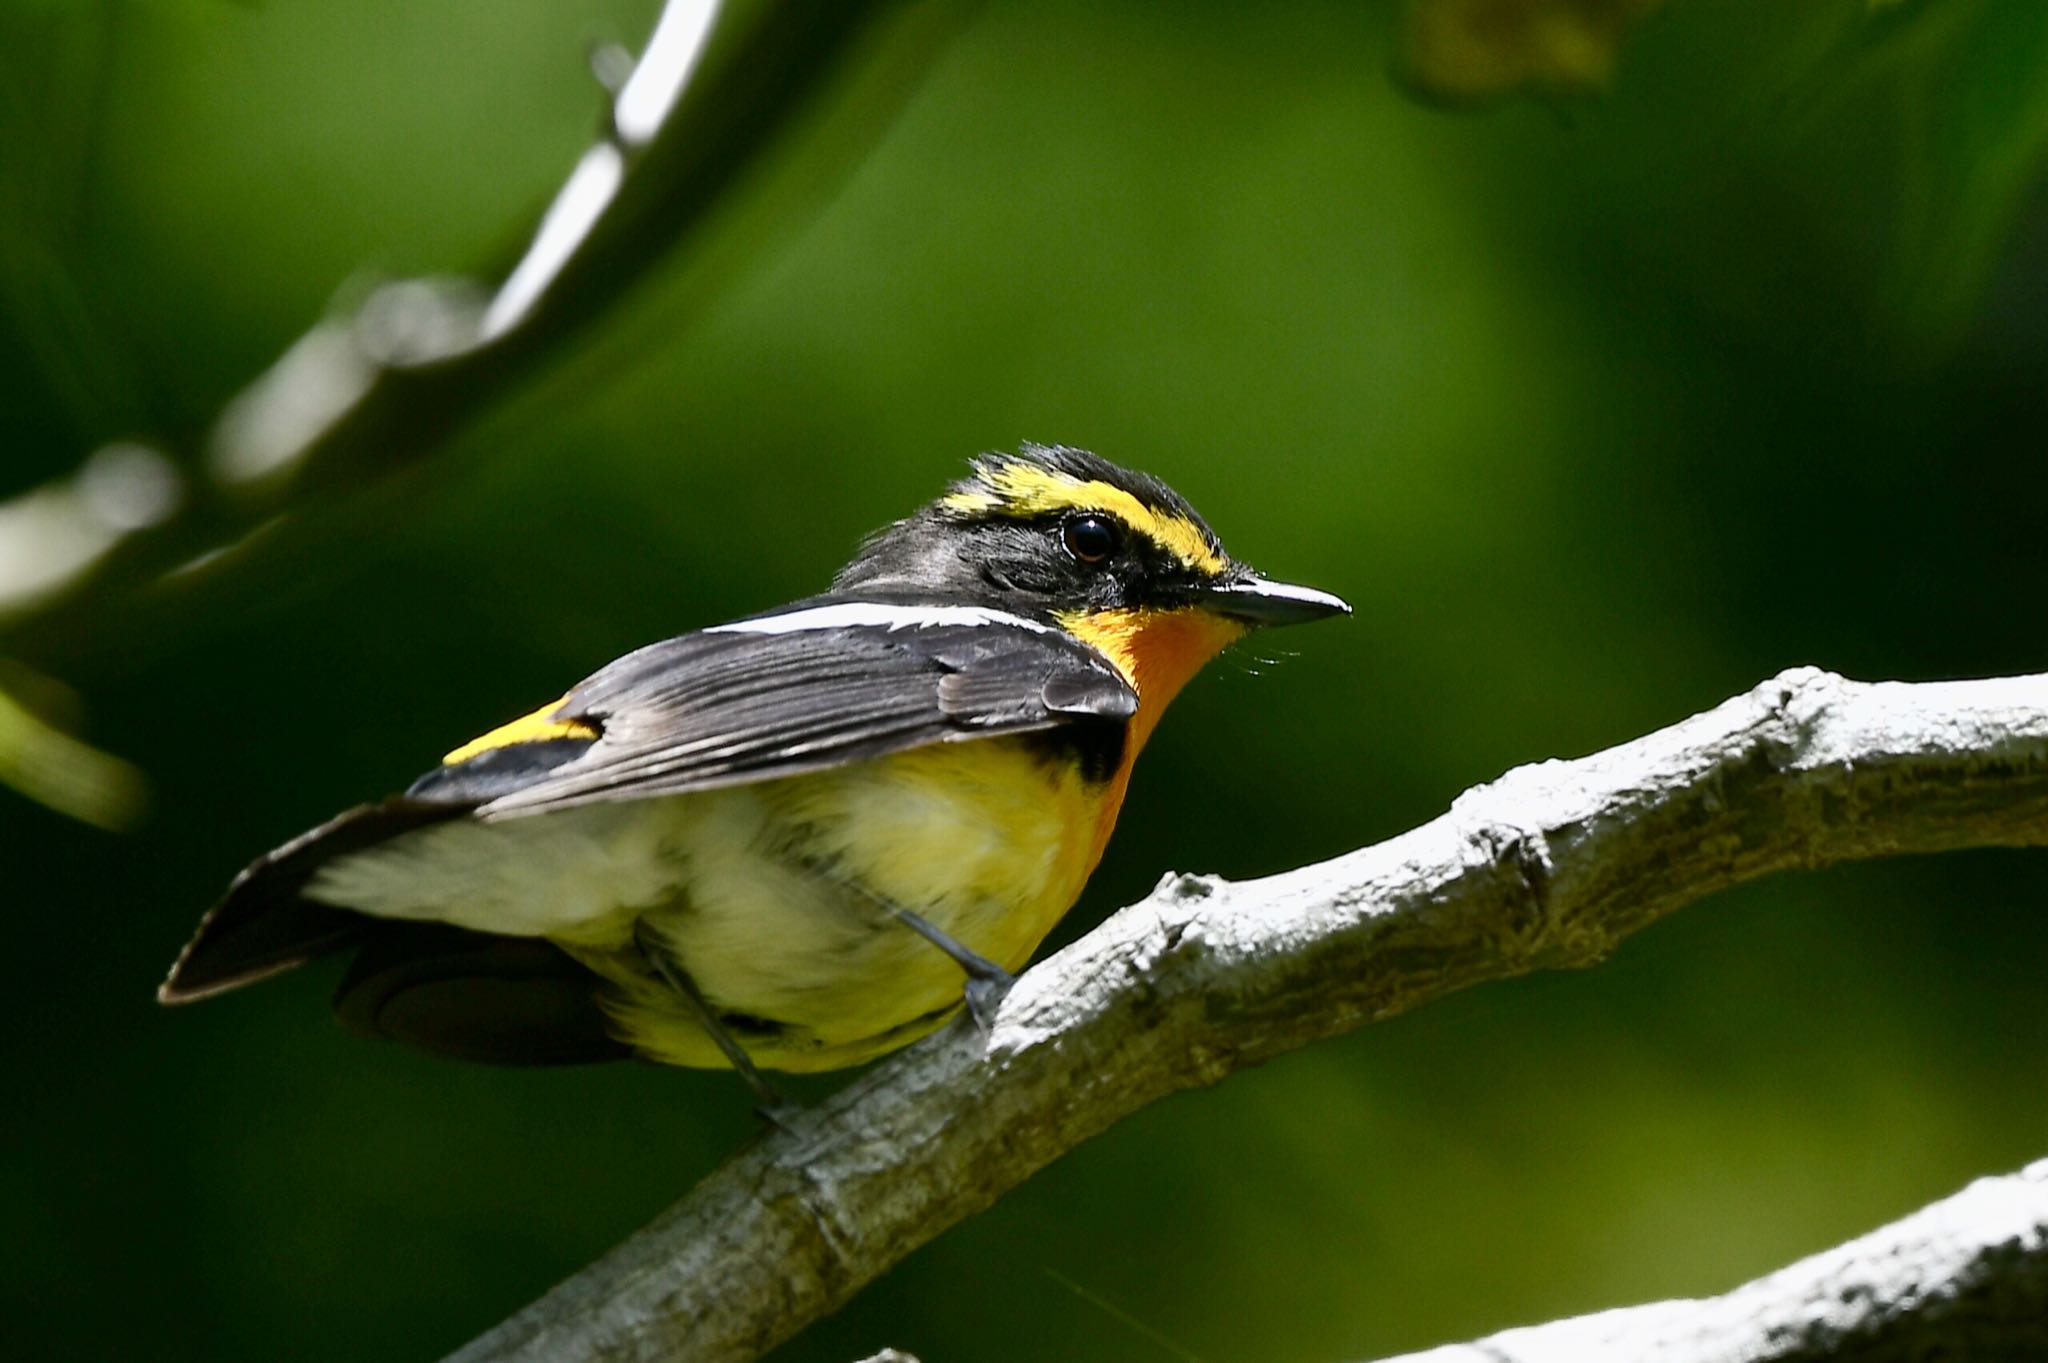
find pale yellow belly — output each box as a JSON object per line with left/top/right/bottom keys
{"left": 310, "top": 737, "right": 1118, "bottom": 1071}
{"left": 604, "top": 739, "right": 1112, "bottom": 1070}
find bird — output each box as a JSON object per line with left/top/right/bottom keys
{"left": 157, "top": 445, "right": 1348, "bottom": 1100}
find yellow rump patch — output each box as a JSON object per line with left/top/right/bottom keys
{"left": 441, "top": 697, "right": 598, "bottom": 765}
{"left": 944, "top": 460, "right": 1228, "bottom": 575}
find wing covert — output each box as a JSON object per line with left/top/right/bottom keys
{"left": 463, "top": 599, "right": 1136, "bottom": 818}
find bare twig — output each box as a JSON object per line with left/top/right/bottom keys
{"left": 1373, "top": 1156, "right": 2048, "bottom": 1362}
{"left": 442, "top": 666, "right": 2048, "bottom": 1363}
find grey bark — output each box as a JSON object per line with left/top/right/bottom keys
{"left": 442, "top": 666, "right": 2048, "bottom": 1363}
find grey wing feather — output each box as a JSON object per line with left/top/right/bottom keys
{"left": 469, "top": 606, "right": 1135, "bottom": 818}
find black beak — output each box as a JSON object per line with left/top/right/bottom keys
{"left": 1202, "top": 574, "right": 1351, "bottom": 627}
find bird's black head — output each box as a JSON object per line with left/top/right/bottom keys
{"left": 834, "top": 444, "right": 1349, "bottom": 629}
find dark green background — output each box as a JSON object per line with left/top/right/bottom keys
{"left": 5, "top": 2, "right": 2046, "bottom": 1360}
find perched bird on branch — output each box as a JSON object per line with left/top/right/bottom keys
{"left": 158, "top": 445, "right": 1347, "bottom": 1101}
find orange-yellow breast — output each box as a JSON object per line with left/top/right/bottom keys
{"left": 1057, "top": 606, "right": 1250, "bottom": 871}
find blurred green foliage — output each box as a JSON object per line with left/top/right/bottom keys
{"left": 1399, "top": 0, "right": 1665, "bottom": 99}
{"left": 4, "top": 2, "right": 2048, "bottom": 1361}
{"left": 0, "top": 665, "right": 142, "bottom": 828}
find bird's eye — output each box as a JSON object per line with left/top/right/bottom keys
{"left": 1062, "top": 514, "right": 1122, "bottom": 565}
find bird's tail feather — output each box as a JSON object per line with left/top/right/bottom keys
{"left": 157, "top": 798, "right": 464, "bottom": 1004}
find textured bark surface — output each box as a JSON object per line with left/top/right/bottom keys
{"left": 1375, "top": 1157, "right": 2048, "bottom": 1363}
{"left": 443, "top": 667, "right": 2048, "bottom": 1363}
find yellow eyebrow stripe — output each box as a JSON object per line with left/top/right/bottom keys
{"left": 943, "top": 461, "right": 1227, "bottom": 575}
{"left": 441, "top": 697, "right": 598, "bottom": 765}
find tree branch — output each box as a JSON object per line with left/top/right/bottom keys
{"left": 1373, "top": 1156, "right": 2048, "bottom": 1362}
{"left": 441, "top": 665, "right": 2048, "bottom": 1363}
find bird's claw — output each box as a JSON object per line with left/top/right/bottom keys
{"left": 964, "top": 970, "right": 1016, "bottom": 1034}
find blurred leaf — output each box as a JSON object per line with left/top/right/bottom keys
{"left": 1399, "top": 0, "right": 1665, "bottom": 100}
{"left": 0, "top": 664, "right": 145, "bottom": 829}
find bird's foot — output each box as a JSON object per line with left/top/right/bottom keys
{"left": 964, "top": 968, "right": 1016, "bottom": 1034}
{"left": 752, "top": 1089, "right": 805, "bottom": 1133}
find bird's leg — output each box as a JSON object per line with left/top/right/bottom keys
{"left": 892, "top": 909, "right": 1015, "bottom": 1033}
{"left": 632, "top": 921, "right": 798, "bottom": 1127}
{"left": 791, "top": 855, "right": 1016, "bottom": 1032}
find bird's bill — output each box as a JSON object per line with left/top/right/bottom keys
{"left": 1201, "top": 574, "right": 1351, "bottom": 626}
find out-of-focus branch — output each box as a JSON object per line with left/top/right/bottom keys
{"left": 2, "top": 0, "right": 966, "bottom": 818}
{"left": 1374, "top": 1157, "right": 2048, "bottom": 1362}
{"left": 443, "top": 666, "right": 2048, "bottom": 1363}
{"left": 0, "top": 0, "right": 961, "bottom": 818}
